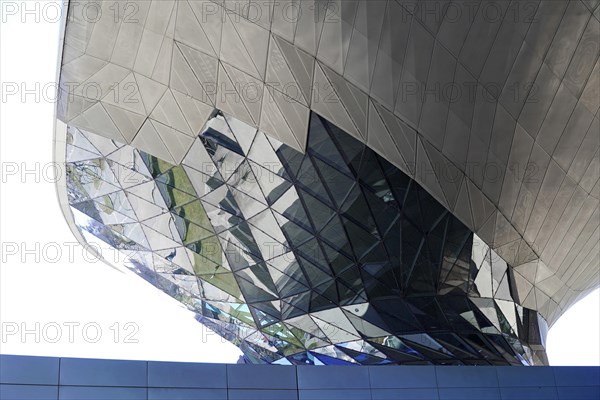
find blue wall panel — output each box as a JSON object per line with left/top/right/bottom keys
{"left": 0, "top": 355, "right": 598, "bottom": 400}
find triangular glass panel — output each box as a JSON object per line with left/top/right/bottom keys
{"left": 141, "top": 225, "right": 183, "bottom": 251}
{"left": 342, "top": 217, "right": 380, "bottom": 261}
{"left": 296, "top": 239, "right": 331, "bottom": 275}
{"left": 361, "top": 271, "right": 398, "bottom": 301}
{"left": 335, "top": 265, "right": 363, "bottom": 289}
{"left": 323, "top": 116, "right": 364, "bottom": 171}
{"left": 462, "top": 333, "right": 502, "bottom": 359}
{"left": 273, "top": 212, "right": 313, "bottom": 248}
{"left": 321, "top": 240, "right": 354, "bottom": 274}
{"left": 438, "top": 296, "right": 479, "bottom": 332}
{"left": 266, "top": 262, "right": 310, "bottom": 298}
{"left": 126, "top": 180, "right": 169, "bottom": 209}
{"left": 399, "top": 338, "right": 454, "bottom": 361}
{"left": 140, "top": 152, "right": 175, "bottom": 178}
{"left": 286, "top": 324, "right": 330, "bottom": 350}
{"left": 371, "top": 298, "right": 424, "bottom": 333}
{"left": 337, "top": 279, "right": 368, "bottom": 306}
{"left": 172, "top": 200, "right": 215, "bottom": 229}
{"left": 70, "top": 201, "right": 104, "bottom": 225}
{"left": 271, "top": 186, "right": 313, "bottom": 231}
{"left": 106, "top": 222, "right": 149, "bottom": 249}
{"left": 493, "top": 301, "right": 516, "bottom": 336}
{"left": 312, "top": 157, "right": 355, "bottom": 208}
{"left": 66, "top": 144, "right": 101, "bottom": 162}
{"left": 339, "top": 185, "right": 378, "bottom": 234}
{"left": 360, "top": 241, "right": 392, "bottom": 271}
{"left": 281, "top": 293, "right": 312, "bottom": 319}
{"left": 248, "top": 161, "right": 292, "bottom": 204}
{"left": 295, "top": 157, "right": 333, "bottom": 207}
{"left": 401, "top": 334, "right": 454, "bottom": 357}
{"left": 312, "top": 281, "right": 339, "bottom": 306}
{"left": 67, "top": 126, "right": 102, "bottom": 154}
{"left": 106, "top": 147, "right": 153, "bottom": 179}
{"left": 417, "top": 186, "right": 448, "bottom": 231}
{"left": 227, "top": 160, "right": 267, "bottom": 203}
{"left": 219, "top": 236, "right": 262, "bottom": 271}
{"left": 184, "top": 236, "right": 221, "bottom": 260}
{"left": 156, "top": 165, "right": 197, "bottom": 196}
{"left": 311, "top": 311, "right": 360, "bottom": 342}
{"left": 67, "top": 165, "right": 122, "bottom": 202}
{"left": 297, "top": 255, "right": 333, "bottom": 287}
{"left": 183, "top": 165, "right": 224, "bottom": 196}
{"left": 198, "top": 273, "right": 243, "bottom": 301}
{"left": 362, "top": 189, "right": 399, "bottom": 236}
{"left": 156, "top": 181, "right": 197, "bottom": 210}
{"left": 310, "top": 351, "right": 356, "bottom": 366}
{"left": 202, "top": 135, "right": 246, "bottom": 181}
{"left": 238, "top": 263, "right": 279, "bottom": 296}
{"left": 89, "top": 190, "right": 135, "bottom": 218}
{"left": 230, "top": 187, "right": 269, "bottom": 220}
{"left": 367, "top": 340, "right": 426, "bottom": 363}
{"left": 318, "top": 215, "right": 352, "bottom": 255}
{"left": 298, "top": 189, "right": 335, "bottom": 232}
{"left": 356, "top": 151, "right": 389, "bottom": 197}
{"left": 468, "top": 298, "right": 501, "bottom": 334}
{"left": 251, "top": 301, "right": 283, "bottom": 322}
{"left": 245, "top": 210, "right": 283, "bottom": 245}
{"left": 247, "top": 132, "right": 290, "bottom": 179}
{"left": 210, "top": 302, "right": 256, "bottom": 327}
{"left": 335, "top": 344, "right": 387, "bottom": 365}
{"left": 108, "top": 160, "right": 152, "bottom": 189}
{"left": 219, "top": 220, "right": 263, "bottom": 261}
{"left": 236, "top": 274, "right": 279, "bottom": 303}
{"left": 401, "top": 182, "right": 423, "bottom": 228}
{"left": 201, "top": 184, "right": 243, "bottom": 217}
{"left": 92, "top": 200, "right": 138, "bottom": 225}
{"left": 376, "top": 157, "right": 407, "bottom": 205}
{"left": 268, "top": 254, "right": 308, "bottom": 285}
{"left": 72, "top": 158, "right": 121, "bottom": 188}
{"left": 224, "top": 113, "right": 258, "bottom": 155}
{"left": 307, "top": 114, "right": 353, "bottom": 176}
{"left": 201, "top": 117, "right": 245, "bottom": 156}
{"left": 189, "top": 247, "right": 227, "bottom": 275}
{"left": 310, "top": 290, "right": 337, "bottom": 312}
{"left": 81, "top": 130, "right": 124, "bottom": 156}
{"left": 342, "top": 304, "right": 392, "bottom": 333}
{"left": 172, "top": 213, "right": 216, "bottom": 245}
{"left": 272, "top": 141, "right": 305, "bottom": 179}
{"left": 430, "top": 333, "right": 479, "bottom": 359}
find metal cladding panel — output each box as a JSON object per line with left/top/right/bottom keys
{"left": 1, "top": 356, "right": 599, "bottom": 399}
{"left": 0, "top": 355, "right": 59, "bottom": 385}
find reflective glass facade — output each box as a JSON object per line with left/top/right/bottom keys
{"left": 66, "top": 111, "right": 548, "bottom": 366}
{"left": 57, "top": 0, "right": 600, "bottom": 342}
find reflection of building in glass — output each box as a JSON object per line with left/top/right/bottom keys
{"left": 66, "top": 111, "right": 548, "bottom": 365}
{"left": 56, "top": 0, "right": 599, "bottom": 366}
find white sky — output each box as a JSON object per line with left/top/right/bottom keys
{"left": 0, "top": 0, "right": 598, "bottom": 366}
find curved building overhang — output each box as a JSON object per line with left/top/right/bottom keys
{"left": 55, "top": 0, "right": 599, "bottom": 330}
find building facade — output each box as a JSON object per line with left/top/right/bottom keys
{"left": 55, "top": 0, "right": 600, "bottom": 366}
{"left": 2, "top": 355, "right": 600, "bottom": 399}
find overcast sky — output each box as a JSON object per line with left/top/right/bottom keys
{"left": 0, "top": 0, "right": 597, "bottom": 366}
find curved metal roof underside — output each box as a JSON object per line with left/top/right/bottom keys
{"left": 56, "top": 0, "right": 600, "bottom": 326}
